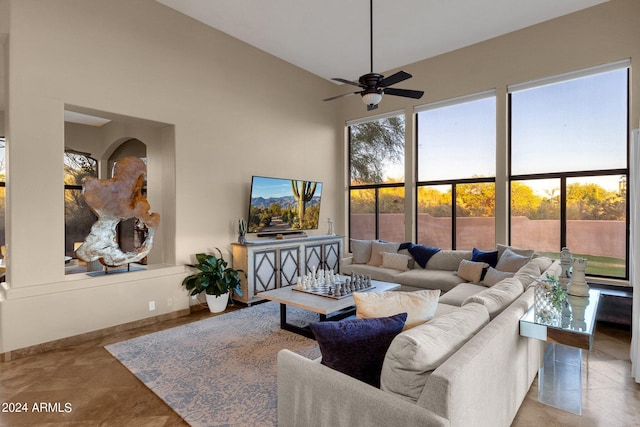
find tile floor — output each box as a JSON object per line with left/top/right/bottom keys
{"left": 0, "top": 307, "right": 638, "bottom": 426}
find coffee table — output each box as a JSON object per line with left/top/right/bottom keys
{"left": 257, "top": 277, "right": 400, "bottom": 338}
{"left": 519, "top": 288, "right": 600, "bottom": 415}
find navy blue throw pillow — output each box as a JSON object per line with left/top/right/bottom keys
{"left": 398, "top": 241, "right": 413, "bottom": 251}
{"left": 309, "top": 312, "right": 408, "bottom": 388}
{"left": 408, "top": 244, "right": 441, "bottom": 268}
{"left": 472, "top": 247, "right": 499, "bottom": 268}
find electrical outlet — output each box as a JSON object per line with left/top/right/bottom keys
{"left": 167, "top": 297, "right": 173, "bottom": 307}
{"left": 148, "top": 300, "right": 155, "bottom": 311}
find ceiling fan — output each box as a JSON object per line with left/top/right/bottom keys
{"left": 323, "top": 0, "right": 424, "bottom": 111}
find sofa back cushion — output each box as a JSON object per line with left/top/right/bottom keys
{"left": 462, "top": 278, "right": 524, "bottom": 319}
{"left": 368, "top": 241, "right": 400, "bottom": 266}
{"left": 495, "top": 247, "right": 532, "bottom": 272}
{"left": 350, "top": 239, "right": 373, "bottom": 264}
{"left": 380, "top": 302, "right": 490, "bottom": 402}
{"left": 425, "top": 250, "right": 472, "bottom": 271}
{"left": 354, "top": 289, "right": 441, "bottom": 330}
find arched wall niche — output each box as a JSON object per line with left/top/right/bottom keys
{"left": 64, "top": 105, "right": 176, "bottom": 266}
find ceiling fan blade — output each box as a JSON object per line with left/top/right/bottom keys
{"left": 323, "top": 92, "right": 359, "bottom": 102}
{"left": 384, "top": 87, "right": 424, "bottom": 99}
{"left": 378, "top": 71, "right": 412, "bottom": 87}
{"left": 332, "top": 78, "right": 366, "bottom": 88}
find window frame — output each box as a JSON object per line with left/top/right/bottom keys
{"left": 414, "top": 91, "right": 497, "bottom": 250}
{"left": 507, "top": 63, "right": 630, "bottom": 281}
{"left": 347, "top": 111, "right": 406, "bottom": 245}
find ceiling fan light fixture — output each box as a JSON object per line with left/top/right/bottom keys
{"left": 362, "top": 91, "right": 383, "bottom": 106}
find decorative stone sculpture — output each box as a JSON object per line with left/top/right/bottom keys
{"left": 75, "top": 157, "right": 160, "bottom": 267}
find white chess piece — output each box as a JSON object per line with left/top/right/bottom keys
{"left": 558, "top": 247, "right": 572, "bottom": 290}
{"left": 567, "top": 257, "right": 589, "bottom": 297}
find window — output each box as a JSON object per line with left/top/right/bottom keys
{"left": 349, "top": 114, "right": 405, "bottom": 243}
{"left": 416, "top": 92, "right": 496, "bottom": 249}
{"left": 509, "top": 63, "right": 629, "bottom": 279}
{"left": 64, "top": 151, "right": 98, "bottom": 262}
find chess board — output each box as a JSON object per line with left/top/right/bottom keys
{"left": 292, "top": 283, "right": 377, "bottom": 300}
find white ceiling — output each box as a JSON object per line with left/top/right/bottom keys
{"left": 154, "top": 0, "right": 609, "bottom": 83}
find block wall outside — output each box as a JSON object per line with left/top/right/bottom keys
{"left": 350, "top": 213, "right": 626, "bottom": 259}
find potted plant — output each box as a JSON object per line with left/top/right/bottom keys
{"left": 182, "top": 248, "right": 244, "bottom": 313}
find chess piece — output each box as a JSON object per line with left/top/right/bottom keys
{"left": 567, "top": 257, "right": 589, "bottom": 297}
{"left": 568, "top": 294, "right": 589, "bottom": 331}
{"left": 558, "top": 247, "right": 572, "bottom": 290}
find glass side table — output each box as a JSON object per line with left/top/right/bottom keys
{"left": 519, "top": 288, "right": 600, "bottom": 415}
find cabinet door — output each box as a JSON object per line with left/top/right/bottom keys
{"left": 323, "top": 241, "right": 341, "bottom": 272}
{"left": 278, "top": 246, "right": 300, "bottom": 288}
{"left": 304, "top": 243, "right": 323, "bottom": 274}
{"left": 253, "top": 249, "right": 277, "bottom": 294}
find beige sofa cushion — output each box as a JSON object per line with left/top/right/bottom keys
{"left": 380, "top": 302, "right": 490, "bottom": 402}
{"left": 438, "top": 282, "right": 487, "bottom": 306}
{"left": 368, "top": 241, "right": 400, "bottom": 266}
{"left": 354, "top": 289, "right": 441, "bottom": 330}
{"left": 456, "top": 259, "right": 489, "bottom": 282}
{"left": 528, "top": 256, "right": 553, "bottom": 273}
{"left": 342, "top": 263, "right": 403, "bottom": 283}
{"left": 425, "top": 250, "right": 472, "bottom": 271}
{"left": 381, "top": 251, "right": 412, "bottom": 271}
{"left": 395, "top": 269, "right": 467, "bottom": 292}
{"left": 462, "top": 278, "right": 524, "bottom": 319}
{"left": 497, "top": 244, "right": 535, "bottom": 260}
{"left": 513, "top": 259, "right": 544, "bottom": 288}
{"left": 482, "top": 267, "right": 515, "bottom": 286}
{"left": 351, "top": 239, "right": 373, "bottom": 264}
{"left": 433, "top": 302, "right": 459, "bottom": 318}
{"left": 495, "top": 247, "right": 532, "bottom": 272}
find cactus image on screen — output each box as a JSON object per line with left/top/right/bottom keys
{"left": 291, "top": 180, "right": 317, "bottom": 226}
{"left": 247, "top": 176, "right": 322, "bottom": 234}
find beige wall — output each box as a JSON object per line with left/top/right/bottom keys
{"left": 0, "top": 0, "right": 340, "bottom": 353}
{"left": 337, "top": 0, "right": 640, "bottom": 246}
{"left": 1, "top": 0, "right": 638, "bottom": 354}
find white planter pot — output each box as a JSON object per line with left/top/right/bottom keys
{"left": 205, "top": 292, "right": 229, "bottom": 313}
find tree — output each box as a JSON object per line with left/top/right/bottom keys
{"left": 350, "top": 117, "right": 405, "bottom": 184}
{"left": 417, "top": 186, "right": 451, "bottom": 216}
{"left": 456, "top": 182, "right": 495, "bottom": 217}
{"left": 567, "top": 182, "right": 625, "bottom": 220}
{"left": 511, "top": 181, "right": 542, "bottom": 217}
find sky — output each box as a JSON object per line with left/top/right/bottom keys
{"left": 381, "top": 67, "right": 628, "bottom": 193}
{"left": 251, "top": 176, "right": 322, "bottom": 199}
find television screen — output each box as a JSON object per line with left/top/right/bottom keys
{"left": 247, "top": 176, "right": 323, "bottom": 234}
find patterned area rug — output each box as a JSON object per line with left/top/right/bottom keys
{"left": 105, "top": 301, "right": 321, "bottom": 426}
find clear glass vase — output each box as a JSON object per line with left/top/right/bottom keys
{"left": 534, "top": 283, "right": 561, "bottom": 326}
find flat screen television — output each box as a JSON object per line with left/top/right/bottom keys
{"left": 247, "top": 176, "right": 323, "bottom": 236}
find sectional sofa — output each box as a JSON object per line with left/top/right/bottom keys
{"left": 278, "top": 241, "right": 560, "bottom": 427}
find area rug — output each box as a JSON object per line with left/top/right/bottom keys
{"left": 105, "top": 301, "right": 321, "bottom": 426}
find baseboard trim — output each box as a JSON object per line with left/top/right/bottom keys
{"left": 1, "top": 308, "right": 191, "bottom": 362}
